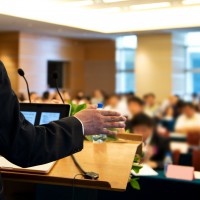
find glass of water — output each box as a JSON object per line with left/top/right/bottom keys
{"left": 92, "top": 134, "right": 107, "bottom": 143}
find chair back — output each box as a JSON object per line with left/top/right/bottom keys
{"left": 187, "top": 132, "right": 200, "bottom": 146}
{"left": 173, "top": 150, "right": 181, "bottom": 165}
{"left": 192, "top": 149, "right": 200, "bottom": 171}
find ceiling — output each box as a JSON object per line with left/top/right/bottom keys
{"left": 0, "top": 14, "right": 120, "bottom": 39}
{"left": 0, "top": 0, "right": 200, "bottom": 38}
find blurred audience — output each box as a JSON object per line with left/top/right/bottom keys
{"left": 17, "top": 88, "right": 200, "bottom": 170}
{"left": 173, "top": 96, "right": 185, "bottom": 119}
{"left": 126, "top": 96, "right": 144, "bottom": 131}
{"left": 175, "top": 102, "right": 200, "bottom": 134}
{"left": 144, "top": 93, "right": 160, "bottom": 117}
{"left": 17, "top": 88, "right": 200, "bottom": 137}
{"left": 131, "top": 113, "right": 170, "bottom": 169}
{"left": 18, "top": 93, "right": 26, "bottom": 102}
{"left": 30, "top": 92, "right": 40, "bottom": 103}
{"left": 62, "top": 90, "right": 71, "bottom": 101}
{"left": 91, "top": 89, "right": 105, "bottom": 104}
{"left": 42, "top": 91, "right": 50, "bottom": 103}
{"left": 117, "top": 94, "right": 130, "bottom": 116}
{"left": 161, "top": 106, "right": 175, "bottom": 132}
{"left": 127, "top": 96, "right": 144, "bottom": 118}
{"left": 104, "top": 94, "right": 120, "bottom": 112}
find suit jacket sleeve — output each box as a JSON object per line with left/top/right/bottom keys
{"left": 0, "top": 61, "right": 84, "bottom": 167}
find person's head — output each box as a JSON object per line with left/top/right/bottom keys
{"left": 128, "top": 96, "right": 144, "bottom": 116}
{"left": 182, "top": 102, "right": 196, "bottom": 118}
{"left": 131, "top": 113, "right": 155, "bottom": 141}
{"left": 164, "top": 106, "right": 174, "bottom": 117}
{"left": 79, "top": 97, "right": 91, "bottom": 105}
{"left": 77, "top": 91, "right": 85, "bottom": 99}
{"left": 169, "top": 95, "right": 179, "bottom": 106}
{"left": 62, "top": 90, "right": 70, "bottom": 101}
{"left": 30, "top": 92, "right": 38, "bottom": 102}
{"left": 42, "top": 91, "right": 50, "bottom": 101}
{"left": 93, "top": 89, "right": 104, "bottom": 99}
{"left": 18, "top": 93, "right": 25, "bottom": 102}
{"left": 144, "top": 93, "right": 156, "bottom": 106}
{"left": 175, "top": 100, "right": 185, "bottom": 115}
{"left": 52, "top": 91, "right": 63, "bottom": 103}
{"left": 107, "top": 95, "right": 120, "bottom": 108}
{"left": 126, "top": 92, "right": 135, "bottom": 99}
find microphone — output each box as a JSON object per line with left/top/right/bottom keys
{"left": 52, "top": 71, "right": 64, "bottom": 104}
{"left": 52, "top": 71, "right": 99, "bottom": 180}
{"left": 18, "top": 68, "right": 31, "bottom": 103}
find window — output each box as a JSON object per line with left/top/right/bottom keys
{"left": 186, "top": 50, "right": 200, "bottom": 93}
{"left": 115, "top": 35, "right": 137, "bottom": 94}
{"left": 185, "top": 33, "right": 200, "bottom": 97}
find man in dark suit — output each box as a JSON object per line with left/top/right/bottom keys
{"left": 130, "top": 113, "right": 170, "bottom": 169}
{"left": 0, "top": 61, "right": 126, "bottom": 199}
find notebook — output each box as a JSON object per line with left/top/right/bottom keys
{"left": 0, "top": 157, "right": 56, "bottom": 174}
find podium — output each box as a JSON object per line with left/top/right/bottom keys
{"left": 1, "top": 134, "right": 142, "bottom": 192}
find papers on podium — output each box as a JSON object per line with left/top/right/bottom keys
{"left": 131, "top": 164, "right": 158, "bottom": 176}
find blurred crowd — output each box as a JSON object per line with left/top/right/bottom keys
{"left": 18, "top": 89, "right": 200, "bottom": 170}
{"left": 17, "top": 89, "right": 200, "bottom": 135}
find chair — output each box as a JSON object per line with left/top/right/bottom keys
{"left": 172, "top": 150, "right": 181, "bottom": 165}
{"left": 192, "top": 149, "right": 200, "bottom": 171}
{"left": 187, "top": 132, "right": 200, "bottom": 146}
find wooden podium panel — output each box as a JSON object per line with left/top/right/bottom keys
{"left": 1, "top": 141, "right": 141, "bottom": 191}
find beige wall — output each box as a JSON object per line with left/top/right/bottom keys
{"left": 18, "top": 33, "right": 116, "bottom": 97}
{"left": 0, "top": 32, "right": 116, "bottom": 98}
{"left": 0, "top": 31, "right": 186, "bottom": 101}
{"left": 82, "top": 40, "right": 116, "bottom": 95}
{"left": 135, "top": 33, "right": 172, "bottom": 101}
{"left": 0, "top": 32, "right": 19, "bottom": 92}
{"left": 18, "top": 33, "right": 85, "bottom": 97}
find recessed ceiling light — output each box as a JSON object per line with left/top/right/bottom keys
{"left": 130, "top": 2, "right": 171, "bottom": 10}
{"left": 182, "top": 0, "right": 200, "bottom": 5}
{"left": 64, "top": 0, "right": 93, "bottom": 7}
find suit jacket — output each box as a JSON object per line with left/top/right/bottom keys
{"left": 0, "top": 61, "right": 84, "bottom": 199}
{"left": 0, "top": 62, "right": 84, "bottom": 167}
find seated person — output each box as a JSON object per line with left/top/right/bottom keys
{"left": 91, "top": 89, "right": 105, "bottom": 104}
{"left": 161, "top": 106, "right": 175, "bottom": 132}
{"left": 131, "top": 113, "right": 170, "bottom": 169}
{"left": 126, "top": 96, "right": 144, "bottom": 131}
{"left": 144, "top": 93, "right": 160, "bottom": 117}
{"left": 175, "top": 102, "right": 200, "bottom": 134}
{"left": 104, "top": 94, "right": 120, "bottom": 112}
